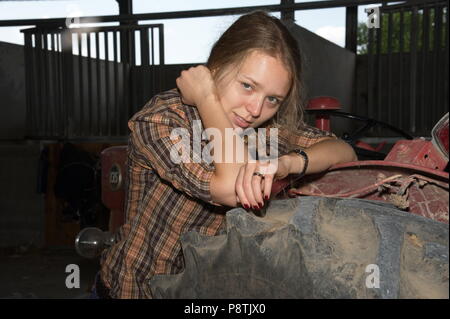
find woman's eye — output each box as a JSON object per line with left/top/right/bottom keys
{"left": 242, "top": 82, "right": 252, "bottom": 90}
{"left": 267, "top": 96, "right": 280, "bottom": 105}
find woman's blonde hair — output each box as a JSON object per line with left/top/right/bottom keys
{"left": 206, "top": 11, "right": 305, "bottom": 130}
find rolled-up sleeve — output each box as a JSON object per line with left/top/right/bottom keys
{"left": 127, "top": 99, "right": 217, "bottom": 205}
{"left": 264, "top": 123, "right": 337, "bottom": 156}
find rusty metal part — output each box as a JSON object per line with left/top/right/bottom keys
{"left": 277, "top": 161, "right": 449, "bottom": 224}
{"left": 385, "top": 139, "right": 448, "bottom": 171}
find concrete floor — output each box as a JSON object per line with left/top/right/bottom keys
{"left": 0, "top": 246, "right": 100, "bottom": 299}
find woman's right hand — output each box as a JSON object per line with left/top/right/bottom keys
{"left": 234, "top": 155, "right": 293, "bottom": 210}
{"left": 176, "top": 65, "right": 218, "bottom": 107}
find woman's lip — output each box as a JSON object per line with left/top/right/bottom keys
{"left": 233, "top": 113, "right": 251, "bottom": 128}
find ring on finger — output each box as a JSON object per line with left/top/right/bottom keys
{"left": 252, "top": 171, "right": 265, "bottom": 179}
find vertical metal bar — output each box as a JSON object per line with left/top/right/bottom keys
{"left": 141, "top": 28, "right": 150, "bottom": 66}
{"left": 427, "top": 6, "right": 435, "bottom": 133}
{"left": 151, "top": 27, "right": 155, "bottom": 65}
{"left": 159, "top": 24, "right": 165, "bottom": 65}
{"left": 345, "top": 5, "right": 357, "bottom": 114}
{"left": 50, "top": 32, "right": 58, "bottom": 137}
{"left": 444, "top": 4, "right": 449, "bottom": 116}
{"left": 429, "top": 5, "right": 438, "bottom": 131}
{"left": 120, "top": 27, "right": 131, "bottom": 64}
{"left": 35, "top": 31, "right": 43, "bottom": 137}
{"left": 123, "top": 28, "right": 131, "bottom": 135}
{"left": 127, "top": 27, "right": 133, "bottom": 133}
{"left": 113, "top": 30, "right": 119, "bottom": 136}
{"left": 104, "top": 31, "right": 110, "bottom": 137}
{"left": 78, "top": 32, "right": 84, "bottom": 137}
{"left": 29, "top": 33, "right": 36, "bottom": 137}
{"left": 139, "top": 28, "right": 149, "bottom": 113}
{"left": 433, "top": 5, "right": 443, "bottom": 129}
{"left": 345, "top": 6, "right": 358, "bottom": 54}
{"left": 55, "top": 32, "right": 63, "bottom": 138}
{"left": 96, "top": 31, "right": 102, "bottom": 136}
{"left": 130, "top": 28, "right": 135, "bottom": 66}
{"left": 119, "top": 29, "right": 126, "bottom": 135}
{"left": 129, "top": 30, "right": 135, "bottom": 118}
{"left": 60, "top": 30, "right": 71, "bottom": 139}
{"left": 280, "top": 0, "right": 295, "bottom": 22}
{"left": 387, "top": 11, "right": 393, "bottom": 125}
{"left": 61, "top": 29, "right": 74, "bottom": 139}
{"left": 421, "top": 7, "right": 430, "bottom": 133}
{"left": 376, "top": 10, "right": 383, "bottom": 130}
{"left": 44, "top": 32, "right": 50, "bottom": 137}
{"left": 33, "top": 33, "right": 40, "bottom": 137}
{"left": 367, "top": 21, "right": 374, "bottom": 120}
{"left": 129, "top": 27, "right": 137, "bottom": 124}
{"left": 87, "top": 31, "right": 93, "bottom": 136}
{"left": 42, "top": 31, "right": 50, "bottom": 137}
{"left": 398, "top": 8, "right": 405, "bottom": 131}
{"left": 409, "top": 6, "right": 419, "bottom": 134}
{"left": 23, "top": 32, "right": 33, "bottom": 138}
{"left": 152, "top": 27, "right": 157, "bottom": 96}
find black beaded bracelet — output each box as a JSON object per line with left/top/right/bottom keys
{"left": 289, "top": 149, "right": 309, "bottom": 178}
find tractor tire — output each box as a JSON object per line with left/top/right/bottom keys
{"left": 149, "top": 197, "right": 449, "bottom": 299}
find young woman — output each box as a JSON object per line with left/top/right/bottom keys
{"left": 97, "top": 11, "right": 357, "bottom": 299}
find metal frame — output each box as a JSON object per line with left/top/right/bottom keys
{"left": 0, "top": 1, "right": 396, "bottom": 27}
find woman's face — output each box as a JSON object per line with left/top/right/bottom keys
{"left": 216, "top": 50, "right": 291, "bottom": 129}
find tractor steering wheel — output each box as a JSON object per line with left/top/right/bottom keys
{"left": 308, "top": 110, "right": 414, "bottom": 160}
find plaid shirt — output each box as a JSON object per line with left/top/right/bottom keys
{"left": 100, "top": 88, "right": 334, "bottom": 298}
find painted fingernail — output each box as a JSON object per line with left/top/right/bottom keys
{"left": 253, "top": 205, "right": 259, "bottom": 210}
{"left": 264, "top": 195, "right": 269, "bottom": 200}
{"left": 259, "top": 203, "right": 264, "bottom": 209}
{"left": 244, "top": 204, "right": 249, "bottom": 210}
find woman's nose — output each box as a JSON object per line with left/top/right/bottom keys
{"left": 246, "top": 96, "right": 264, "bottom": 118}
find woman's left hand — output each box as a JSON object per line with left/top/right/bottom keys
{"left": 234, "top": 156, "right": 292, "bottom": 210}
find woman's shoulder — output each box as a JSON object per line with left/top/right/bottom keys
{"left": 129, "top": 88, "right": 195, "bottom": 125}
{"left": 138, "top": 88, "right": 182, "bottom": 114}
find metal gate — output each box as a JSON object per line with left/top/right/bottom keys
{"left": 22, "top": 23, "right": 164, "bottom": 140}
{"left": 365, "top": 0, "right": 448, "bottom": 136}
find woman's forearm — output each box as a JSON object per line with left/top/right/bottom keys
{"left": 285, "top": 138, "right": 357, "bottom": 175}
{"left": 197, "top": 95, "right": 249, "bottom": 207}
{"left": 196, "top": 94, "right": 249, "bottom": 177}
